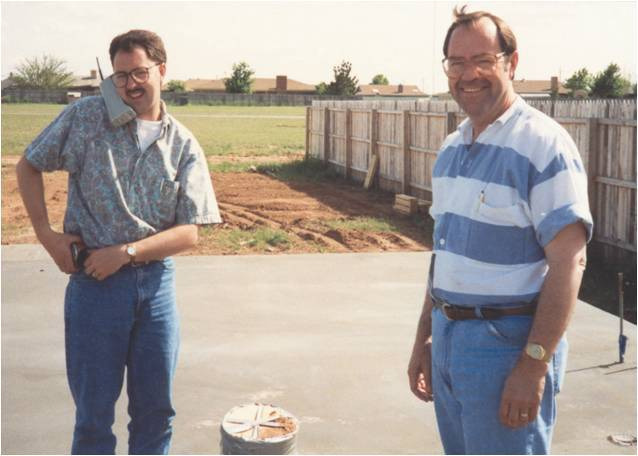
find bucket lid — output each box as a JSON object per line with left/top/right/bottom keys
{"left": 221, "top": 403, "right": 298, "bottom": 443}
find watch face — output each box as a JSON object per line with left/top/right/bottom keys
{"left": 127, "top": 246, "right": 136, "bottom": 256}
{"left": 527, "top": 343, "right": 545, "bottom": 360}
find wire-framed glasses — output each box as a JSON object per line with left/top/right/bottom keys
{"left": 110, "top": 63, "right": 162, "bottom": 88}
{"left": 442, "top": 52, "right": 508, "bottom": 77}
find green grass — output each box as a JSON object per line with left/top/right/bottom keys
{"left": 325, "top": 217, "right": 399, "bottom": 232}
{"left": 1, "top": 104, "right": 65, "bottom": 156}
{"left": 1, "top": 103, "right": 305, "bottom": 157}
{"left": 255, "top": 158, "right": 340, "bottom": 181}
{"left": 201, "top": 226, "right": 291, "bottom": 253}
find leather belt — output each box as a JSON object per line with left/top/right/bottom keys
{"left": 432, "top": 295, "right": 537, "bottom": 321}
{"left": 128, "top": 260, "right": 154, "bottom": 268}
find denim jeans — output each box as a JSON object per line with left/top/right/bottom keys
{"left": 431, "top": 307, "right": 567, "bottom": 455}
{"left": 64, "top": 259, "right": 179, "bottom": 455}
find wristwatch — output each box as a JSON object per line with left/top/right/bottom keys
{"left": 125, "top": 244, "right": 137, "bottom": 264}
{"left": 525, "top": 342, "right": 552, "bottom": 362}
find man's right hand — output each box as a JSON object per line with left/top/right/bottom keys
{"left": 39, "top": 228, "right": 84, "bottom": 274}
{"left": 407, "top": 339, "right": 433, "bottom": 402}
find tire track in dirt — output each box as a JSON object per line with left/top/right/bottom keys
{"left": 218, "top": 202, "right": 351, "bottom": 252}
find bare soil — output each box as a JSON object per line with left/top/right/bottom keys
{"left": 1, "top": 158, "right": 431, "bottom": 255}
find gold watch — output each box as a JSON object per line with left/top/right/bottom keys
{"left": 525, "top": 342, "right": 552, "bottom": 362}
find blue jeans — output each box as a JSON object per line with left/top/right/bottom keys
{"left": 431, "top": 307, "right": 567, "bottom": 455}
{"left": 64, "top": 259, "right": 179, "bottom": 455}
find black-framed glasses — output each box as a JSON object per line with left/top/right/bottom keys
{"left": 442, "top": 52, "right": 509, "bottom": 77}
{"left": 110, "top": 63, "right": 162, "bottom": 88}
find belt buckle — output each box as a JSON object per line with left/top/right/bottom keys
{"left": 440, "top": 302, "right": 454, "bottom": 320}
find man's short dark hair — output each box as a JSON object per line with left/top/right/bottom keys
{"left": 443, "top": 5, "right": 517, "bottom": 57}
{"left": 109, "top": 30, "right": 167, "bottom": 64}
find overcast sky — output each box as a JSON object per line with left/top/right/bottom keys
{"left": 1, "top": 1, "right": 636, "bottom": 94}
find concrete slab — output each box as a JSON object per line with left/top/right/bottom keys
{"left": 2, "top": 245, "right": 636, "bottom": 454}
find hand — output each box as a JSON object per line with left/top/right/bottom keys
{"left": 408, "top": 339, "right": 433, "bottom": 402}
{"left": 499, "top": 357, "right": 548, "bottom": 428}
{"left": 39, "top": 229, "right": 84, "bottom": 274}
{"left": 83, "top": 244, "right": 129, "bottom": 281}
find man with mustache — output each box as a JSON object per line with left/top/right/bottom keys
{"left": 16, "top": 30, "right": 221, "bottom": 454}
{"left": 407, "top": 7, "right": 592, "bottom": 454}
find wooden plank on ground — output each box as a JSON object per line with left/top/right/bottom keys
{"left": 364, "top": 154, "right": 379, "bottom": 190}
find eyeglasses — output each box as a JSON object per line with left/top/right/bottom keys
{"left": 442, "top": 52, "right": 508, "bottom": 78}
{"left": 110, "top": 63, "right": 162, "bottom": 88}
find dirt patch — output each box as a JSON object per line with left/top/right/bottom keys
{"left": 1, "top": 158, "right": 432, "bottom": 255}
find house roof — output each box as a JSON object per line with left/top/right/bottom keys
{"left": 433, "top": 78, "right": 569, "bottom": 98}
{"left": 1, "top": 76, "right": 16, "bottom": 90}
{"left": 70, "top": 73, "right": 100, "bottom": 89}
{"left": 357, "top": 84, "right": 425, "bottom": 96}
{"left": 184, "top": 77, "right": 315, "bottom": 92}
{"left": 513, "top": 79, "right": 568, "bottom": 95}
{"left": 1, "top": 71, "right": 100, "bottom": 90}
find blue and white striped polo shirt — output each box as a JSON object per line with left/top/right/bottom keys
{"left": 430, "top": 96, "right": 593, "bottom": 307}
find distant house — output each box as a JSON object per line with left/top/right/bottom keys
{"left": 1, "top": 69, "right": 100, "bottom": 91}
{"left": 1, "top": 73, "right": 17, "bottom": 90}
{"left": 434, "top": 76, "right": 569, "bottom": 98}
{"left": 183, "top": 75, "right": 316, "bottom": 94}
{"left": 358, "top": 84, "right": 426, "bottom": 97}
{"left": 69, "top": 69, "right": 100, "bottom": 91}
{"left": 513, "top": 77, "right": 568, "bottom": 97}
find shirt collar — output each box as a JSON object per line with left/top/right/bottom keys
{"left": 158, "top": 101, "right": 170, "bottom": 138}
{"left": 125, "top": 101, "right": 171, "bottom": 139}
{"left": 457, "top": 95, "right": 525, "bottom": 143}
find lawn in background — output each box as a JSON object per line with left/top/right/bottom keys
{"left": 1, "top": 103, "right": 306, "bottom": 158}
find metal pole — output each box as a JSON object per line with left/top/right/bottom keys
{"left": 618, "top": 272, "right": 628, "bottom": 363}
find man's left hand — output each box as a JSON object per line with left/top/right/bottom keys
{"left": 499, "top": 358, "right": 548, "bottom": 428}
{"left": 83, "top": 245, "right": 129, "bottom": 281}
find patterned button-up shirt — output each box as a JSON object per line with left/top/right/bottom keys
{"left": 25, "top": 96, "right": 222, "bottom": 248}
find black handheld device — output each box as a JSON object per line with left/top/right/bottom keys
{"left": 70, "top": 242, "right": 89, "bottom": 269}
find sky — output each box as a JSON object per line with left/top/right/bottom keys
{"left": 1, "top": 0, "right": 636, "bottom": 94}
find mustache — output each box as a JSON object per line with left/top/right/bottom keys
{"left": 126, "top": 88, "right": 145, "bottom": 97}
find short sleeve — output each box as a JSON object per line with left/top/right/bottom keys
{"left": 24, "top": 103, "right": 83, "bottom": 174}
{"left": 174, "top": 137, "right": 222, "bottom": 225}
{"left": 528, "top": 134, "right": 593, "bottom": 247}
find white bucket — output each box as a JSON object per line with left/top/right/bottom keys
{"left": 220, "top": 403, "right": 299, "bottom": 454}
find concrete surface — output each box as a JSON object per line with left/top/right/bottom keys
{"left": 2, "top": 245, "right": 636, "bottom": 455}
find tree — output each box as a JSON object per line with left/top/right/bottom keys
{"left": 590, "top": 63, "right": 632, "bottom": 98}
{"left": 315, "top": 82, "right": 328, "bottom": 95}
{"left": 165, "top": 80, "right": 186, "bottom": 92}
{"left": 224, "top": 61, "right": 255, "bottom": 94}
{"left": 371, "top": 74, "right": 389, "bottom": 85}
{"left": 564, "top": 68, "right": 593, "bottom": 96}
{"left": 322, "top": 61, "right": 359, "bottom": 96}
{"left": 12, "top": 55, "right": 74, "bottom": 89}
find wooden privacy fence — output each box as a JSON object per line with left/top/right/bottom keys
{"left": 306, "top": 98, "right": 637, "bottom": 262}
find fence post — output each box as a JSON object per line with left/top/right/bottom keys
{"left": 446, "top": 112, "right": 457, "bottom": 136}
{"left": 587, "top": 118, "right": 599, "bottom": 229}
{"left": 323, "top": 107, "right": 330, "bottom": 164}
{"left": 305, "top": 106, "right": 311, "bottom": 160}
{"left": 402, "top": 110, "right": 411, "bottom": 194}
{"left": 345, "top": 108, "right": 352, "bottom": 180}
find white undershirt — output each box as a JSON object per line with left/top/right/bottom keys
{"left": 136, "top": 119, "right": 163, "bottom": 152}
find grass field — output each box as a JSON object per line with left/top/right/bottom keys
{"left": 1, "top": 103, "right": 306, "bottom": 158}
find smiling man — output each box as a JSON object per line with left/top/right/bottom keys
{"left": 407, "top": 7, "right": 593, "bottom": 455}
{"left": 16, "top": 30, "right": 221, "bottom": 454}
